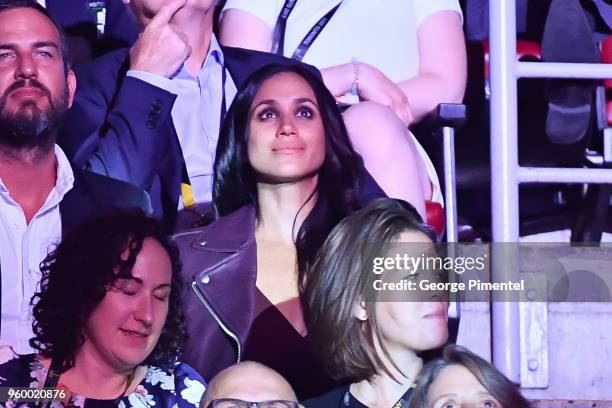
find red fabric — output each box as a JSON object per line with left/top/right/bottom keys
{"left": 483, "top": 40, "right": 541, "bottom": 81}
{"left": 603, "top": 36, "right": 612, "bottom": 125}
{"left": 426, "top": 200, "right": 445, "bottom": 238}
{"left": 603, "top": 36, "right": 612, "bottom": 89}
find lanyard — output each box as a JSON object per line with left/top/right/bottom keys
{"left": 271, "top": 0, "right": 343, "bottom": 61}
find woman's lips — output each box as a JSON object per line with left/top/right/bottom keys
{"left": 120, "top": 328, "right": 150, "bottom": 342}
{"left": 272, "top": 145, "right": 306, "bottom": 155}
{"left": 423, "top": 309, "right": 448, "bottom": 319}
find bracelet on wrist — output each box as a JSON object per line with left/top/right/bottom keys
{"left": 351, "top": 58, "right": 360, "bottom": 96}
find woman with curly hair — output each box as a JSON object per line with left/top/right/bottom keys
{"left": 0, "top": 209, "right": 205, "bottom": 408}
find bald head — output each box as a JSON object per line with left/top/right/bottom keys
{"left": 201, "top": 362, "right": 297, "bottom": 407}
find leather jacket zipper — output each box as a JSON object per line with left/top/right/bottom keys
{"left": 191, "top": 281, "right": 242, "bottom": 363}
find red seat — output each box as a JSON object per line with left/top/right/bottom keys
{"left": 426, "top": 200, "right": 445, "bottom": 238}
{"left": 602, "top": 36, "right": 612, "bottom": 126}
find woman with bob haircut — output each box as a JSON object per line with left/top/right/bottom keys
{"left": 0, "top": 210, "right": 205, "bottom": 408}
{"left": 303, "top": 198, "right": 449, "bottom": 408}
{"left": 175, "top": 62, "right": 377, "bottom": 399}
{"left": 408, "top": 345, "right": 531, "bottom": 408}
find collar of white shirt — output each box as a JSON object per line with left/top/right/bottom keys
{"left": 0, "top": 144, "right": 75, "bottom": 210}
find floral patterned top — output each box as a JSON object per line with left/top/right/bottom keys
{"left": 0, "top": 347, "right": 206, "bottom": 408}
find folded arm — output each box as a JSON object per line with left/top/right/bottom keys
{"left": 220, "top": 8, "right": 466, "bottom": 125}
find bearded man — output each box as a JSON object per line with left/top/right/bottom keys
{"left": 0, "top": 0, "right": 150, "bottom": 353}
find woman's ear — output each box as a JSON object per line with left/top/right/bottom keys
{"left": 353, "top": 299, "right": 368, "bottom": 322}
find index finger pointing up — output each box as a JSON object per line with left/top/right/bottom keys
{"left": 148, "top": 0, "right": 187, "bottom": 28}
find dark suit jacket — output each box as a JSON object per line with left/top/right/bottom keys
{"left": 0, "top": 166, "right": 150, "bottom": 338}
{"left": 59, "top": 46, "right": 385, "bottom": 229}
{"left": 60, "top": 166, "right": 152, "bottom": 231}
{"left": 58, "top": 46, "right": 327, "bottom": 229}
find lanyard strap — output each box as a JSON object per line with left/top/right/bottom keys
{"left": 271, "top": 0, "right": 343, "bottom": 61}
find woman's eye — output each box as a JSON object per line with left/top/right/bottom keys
{"left": 258, "top": 109, "right": 277, "bottom": 120}
{"left": 296, "top": 107, "right": 314, "bottom": 118}
{"left": 482, "top": 400, "right": 498, "bottom": 408}
{"left": 154, "top": 291, "right": 170, "bottom": 302}
{"left": 443, "top": 404, "right": 456, "bottom": 408}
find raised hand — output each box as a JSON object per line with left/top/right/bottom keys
{"left": 129, "top": 0, "right": 191, "bottom": 78}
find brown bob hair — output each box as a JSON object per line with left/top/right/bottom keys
{"left": 303, "top": 198, "right": 437, "bottom": 382}
{"left": 408, "top": 345, "right": 531, "bottom": 408}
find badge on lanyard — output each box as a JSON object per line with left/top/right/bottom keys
{"left": 88, "top": 1, "right": 106, "bottom": 37}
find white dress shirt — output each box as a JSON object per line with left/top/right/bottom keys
{"left": 0, "top": 145, "right": 74, "bottom": 354}
{"left": 127, "top": 34, "right": 237, "bottom": 205}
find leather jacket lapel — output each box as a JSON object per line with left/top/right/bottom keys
{"left": 189, "top": 205, "right": 258, "bottom": 354}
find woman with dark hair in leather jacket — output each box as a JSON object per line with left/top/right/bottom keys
{"left": 174, "top": 62, "right": 381, "bottom": 400}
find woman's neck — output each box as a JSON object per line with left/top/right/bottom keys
{"left": 255, "top": 177, "right": 318, "bottom": 243}
{"left": 59, "top": 346, "right": 135, "bottom": 399}
{"left": 351, "top": 348, "right": 423, "bottom": 408}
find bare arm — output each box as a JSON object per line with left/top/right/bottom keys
{"left": 220, "top": 8, "right": 466, "bottom": 124}
{"left": 220, "top": 8, "right": 354, "bottom": 96}
{"left": 398, "top": 10, "right": 467, "bottom": 122}
{"left": 219, "top": 8, "right": 273, "bottom": 51}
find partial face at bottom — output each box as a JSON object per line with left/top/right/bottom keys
{"left": 427, "top": 364, "right": 502, "bottom": 408}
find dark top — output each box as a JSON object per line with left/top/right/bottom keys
{"left": 304, "top": 384, "right": 414, "bottom": 408}
{"left": 0, "top": 350, "right": 205, "bottom": 408}
{"left": 242, "top": 289, "right": 337, "bottom": 400}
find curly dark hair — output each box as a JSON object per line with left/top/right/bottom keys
{"left": 29, "top": 209, "right": 187, "bottom": 372}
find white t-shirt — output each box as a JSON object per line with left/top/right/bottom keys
{"left": 222, "top": 0, "right": 463, "bottom": 83}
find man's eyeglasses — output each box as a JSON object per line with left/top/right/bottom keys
{"left": 207, "top": 399, "right": 299, "bottom": 408}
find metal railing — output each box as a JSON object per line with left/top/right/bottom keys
{"left": 488, "top": 0, "right": 612, "bottom": 384}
